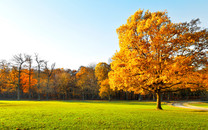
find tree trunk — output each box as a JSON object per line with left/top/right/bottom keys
{"left": 66, "top": 92, "right": 68, "bottom": 100}
{"left": 91, "top": 93, "right": 94, "bottom": 100}
{"left": 72, "top": 88, "right": 75, "bottom": 99}
{"left": 186, "top": 90, "right": 189, "bottom": 100}
{"left": 156, "top": 89, "right": 162, "bottom": 110}
{"left": 38, "top": 93, "right": 40, "bottom": 101}
{"left": 138, "top": 94, "right": 142, "bottom": 101}
{"left": 153, "top": 93, "right": 156, "bottom": 101}
{"left": 46, "top": 93, "right": 49, "bottom": 100}
{"left": 82, "top": 93, "right": 85, "bottom": 100}
{"left": 82, "top": 89, "right": 85, "bottom": 100}
{"left": 108, "top": 94, "right": 111, "bottom": 101}
{"left": 126, "top": 91, "right": 128, "bottom": 100}
{"left": 17, "top": 85, "right": 20, "bottom": 100}
{"left": 108, "top": 89, "right": 111, "bottom": 101}
{"left": 167, "top": 92, "right": 170, "bottom": 101}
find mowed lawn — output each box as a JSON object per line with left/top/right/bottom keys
{"left": 0, "top": 101, "right": 208, "bottom": 129}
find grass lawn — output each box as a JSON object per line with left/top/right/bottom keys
{"left": 188, "top": 102, "right": 208, "bottom": 108}
{"left": 0, "top": 100, "right": 208, "bottom": 129}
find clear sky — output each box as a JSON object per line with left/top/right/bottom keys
{"left": 0, "top": 0, "right": 207, "bottom": 70}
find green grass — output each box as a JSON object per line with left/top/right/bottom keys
{"left": 0, "top": 101, "right": 208, "bottom": 129}
{"left": 189, "top": 102, "right": 208, "bottom": 108}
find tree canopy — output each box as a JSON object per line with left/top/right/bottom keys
{"left": 95, "top": 62, "right": 112, "bottom": 100}
{"left": 109, "top": 9, "right": 208, "bottom": 109}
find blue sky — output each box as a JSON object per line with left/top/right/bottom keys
{"left": 0, "top": 0, "right": 207, "bottom": 70}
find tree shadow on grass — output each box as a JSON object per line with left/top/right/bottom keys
{"left": 190, "top": 110, "right": 208, "bottom": 112}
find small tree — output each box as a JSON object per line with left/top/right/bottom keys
{"left": 95, "top": 62, "right": 112, "bottom": 100}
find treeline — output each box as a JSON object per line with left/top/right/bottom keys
{"left": 0, "top": 53, "right": 207, "bottom": 101}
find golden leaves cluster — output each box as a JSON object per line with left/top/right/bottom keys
{"left": 109, "top": 9, "right": 208, "bottom": 94}
{"left": 95, "top": 62, "right": 112, "bottom": 99}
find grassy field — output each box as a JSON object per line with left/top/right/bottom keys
{"left": 0, "top": 101, "right": 208, "bottom": 129}
{"left": 189, "top": 102, "right": 208, "bottom": 108}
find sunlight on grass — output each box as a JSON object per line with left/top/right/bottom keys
{"left": 189, "top": 102, "right": 208, "bottom": 108}
{"left": 0, "top": 101, "right": 207, "bottom": 129}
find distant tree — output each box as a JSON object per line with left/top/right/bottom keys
{"left": 0, "top": 60, "right": 14, "bottom": 96}
{"left": 54, "top": 69, "right": 71, "bottom": 99}
{"left": 76, "top": 67, "right": 89, "bottom": 100}
{"left": 20, "top": 69, "right": 37, "bottom": 94}
{"left": 44, "top": 61, "right": 55, "bottom": 100}
{"left": 25, "top": 55, "right": 33, "bottom": 99}
{"left": 99, "top": 79, "right": 112, "bottom": 100}
{"left": 7, "top": 68, "right": 18, "bottom": 97}
{"left": 70, "top": 70, "right": 78, "bottom": 99}
{"left": 13, "top": 54, "right": 27, "bottom": 100}
{"left": 76, "top": 66, "right": 98, "bottom": 100}
{"left": 35, "top": 53, "right": 44, "bottom": 100}
{"left": 87, "top": 65, "right": 99, "bottom": 99}
{"left": 0, "top": 60, "right": 9, "bottom": 86}
{"left": 95, "top": 62, "right": 110, "bottom": 82}
{"left": 109, "top": 10, "right": 208, "bottom": 109}
{"left": 197, "top": 66, "right": 208, "bottom": 91}
{"left": 95, "top": 62, "right": 112, "bottom": 100}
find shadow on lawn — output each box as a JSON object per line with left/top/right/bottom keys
{"left": 191, "top": 110, "right": 208, "bottom": 112}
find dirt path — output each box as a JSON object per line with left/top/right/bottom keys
{"left": 171, "top": 101, "right": 208, "bottom": 111}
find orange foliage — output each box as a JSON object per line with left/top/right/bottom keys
{"left": 95, "top": 62, "right": 112, "bottom": 99}
{"left": 21, "top": 69, "right": 37, "bottom": 93}
{"left": 0, "top": 67, "right": 17, "bottom": 92}
{"left": 109, "top": 9, "right": 208, "bottom": 109}
{"left": 76, "top": 67, "right": 95, "bottom": 89}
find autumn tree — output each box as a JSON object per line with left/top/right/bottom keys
{"left": 0, "top": 60, "right": 15, "bottom": 96}
{"left": 25, "top": 55, "right": 33, "bottom": 99}
{"left": 13, "top": 54, "right": 27, "bottom": 100}
{"left": 69, "top": 69, "right": 78, "bottom": 99}
{"left": 53, "top": 68, "right": 72, "bottom": 99}
{"left": 76, "top": 67, "right": 87, "bottom": 100}
{"left": 20, "top": 69, "right": 37, "bottom": 94}
{"left": 7, "top": 68, "right": 18, "bottom": 97}
{"left": 76, "top": 66, "right": 98, "bottom": 100}
{"left": 88, "top": 64, "right": 99, "bottom": 99}
{"left": 95, "top": 62, "right": 112, "bottom": 100}
{"left": 44, "top": 61, "right": 55, "bottom": 100}
{"left": 109, "top": 10, "right": 208, "bottom": 109}
{"left": 35, "top": 53, "right": 44, "bottom": 100}
{"left": 0, "top": 60, "right": 9, "bottom": 88}
{"left": 195, "top": 66, "right": 208, "bottom": 92}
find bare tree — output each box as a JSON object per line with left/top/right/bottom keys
{"left": 44, "top": 61, "right": 55, "bottom": 100}
{"left": 35, "top": 53, "right": 44, "bottom": 101}
{"left": 13, "top": 54, "right": 26, "bottom": 100}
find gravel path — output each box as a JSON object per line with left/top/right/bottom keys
{"left": 171, "top": 101, "right": 208, "bottom": 111}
